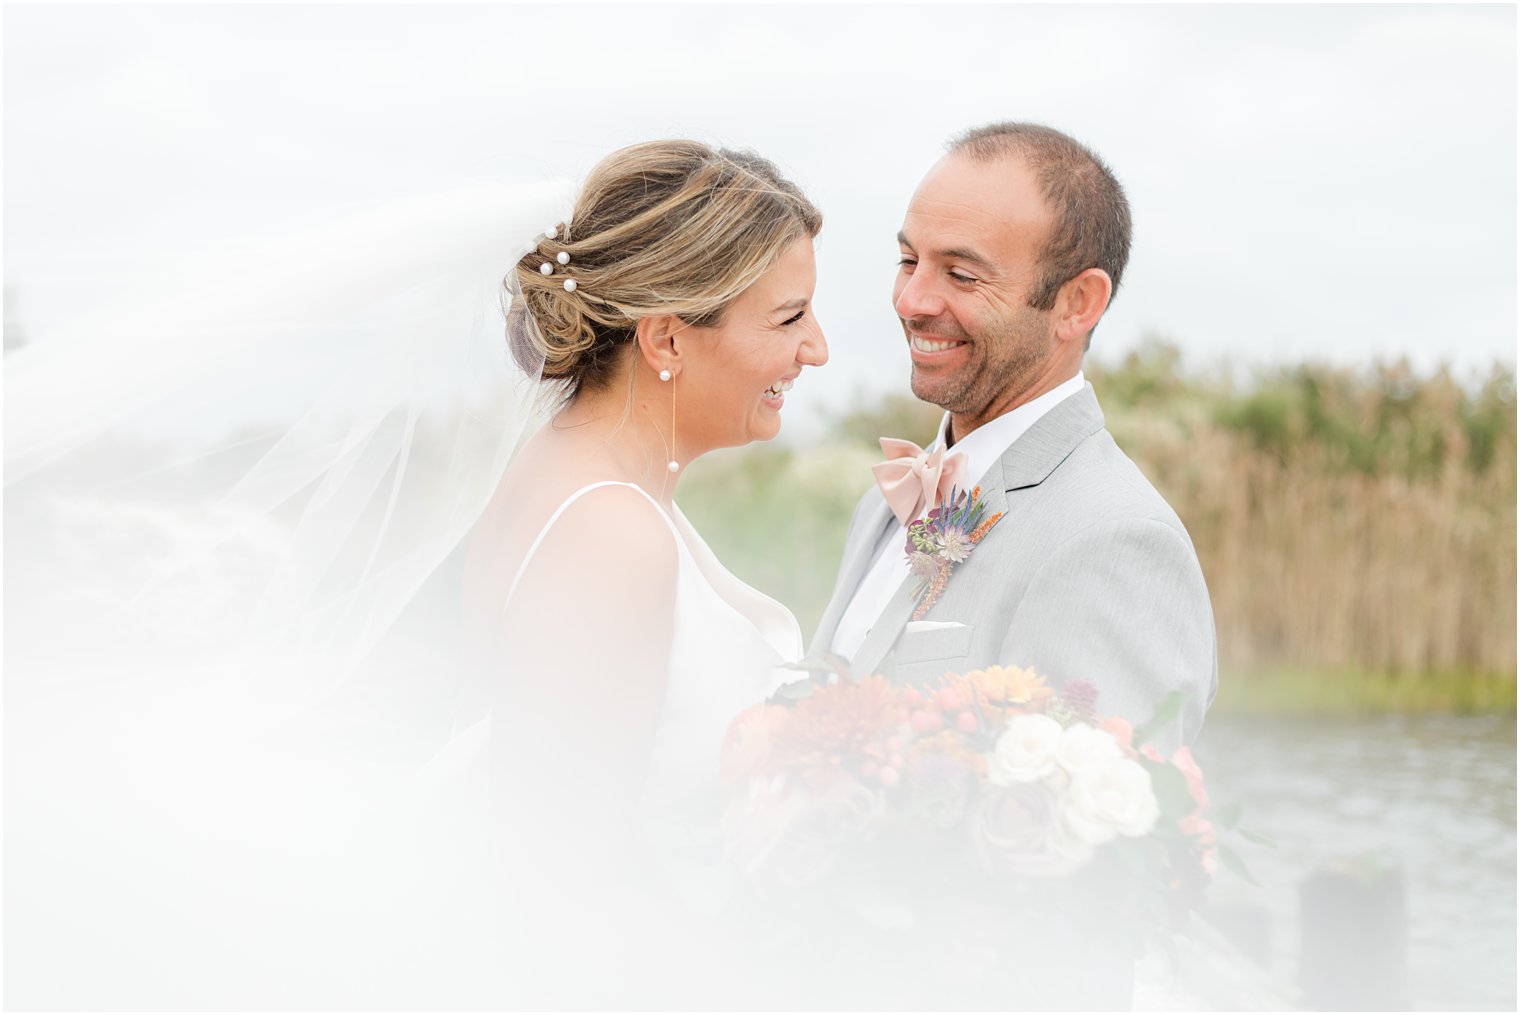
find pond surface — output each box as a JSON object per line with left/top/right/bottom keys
{"left": 1190, "top": 713, "right": 1516, "bottom": 1011}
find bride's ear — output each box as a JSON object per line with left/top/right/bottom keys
{"left": 634, "top": 314, "right": 685, "bottom": 378}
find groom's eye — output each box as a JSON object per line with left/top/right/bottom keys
{"left": 949, "top": 271, "right": 978, "bottom": 285}
{"left": 897, "top": 257, "right": 917, "bottom": 270}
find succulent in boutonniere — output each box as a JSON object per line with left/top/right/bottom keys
{"left": 903, "top": 485, "right": 1004, "bottom": 621}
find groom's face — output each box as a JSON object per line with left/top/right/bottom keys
{"left": 893, "top": 152, "right": 1062, "bottom": 436}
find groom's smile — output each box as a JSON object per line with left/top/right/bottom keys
{"left": 904, "top": 320, "right": 975, "bottom": 380}
{"left": 907, "top": 330, "right": 969, "bottom": 356}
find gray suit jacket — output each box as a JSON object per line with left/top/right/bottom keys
{"left": 810, "top": 383, "right": 1217, "bottom": 750}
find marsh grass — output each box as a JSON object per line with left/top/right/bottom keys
{"left": 680, "top": 344, "right": 1516, "bottom": 713}
{"left": 1213, "top": 667, "right": 1518, "bottom": 716}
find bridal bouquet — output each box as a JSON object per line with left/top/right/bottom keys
{"left": 719, "top": 667, "right": 1216, "bottom": 926}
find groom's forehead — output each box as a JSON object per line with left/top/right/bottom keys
{"left": 903, "top": 153, "right": 1052, "bottom": 257}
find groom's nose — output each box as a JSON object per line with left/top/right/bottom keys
{"left": 893, "top": 267, "right": 943, "bottom": 321}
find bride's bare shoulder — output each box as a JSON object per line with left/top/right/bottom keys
{"left": 482, "top": 476, "right": 677, "bottom": 643}
{"left": 466, "top": 439, "right": 678, "bottom": 604}
{"left": 491, "top": 447, "right": 673, "bottom": 544}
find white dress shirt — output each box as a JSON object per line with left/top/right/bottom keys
{"left": 829, "top": 371, "right": 1087, "bottom": 661}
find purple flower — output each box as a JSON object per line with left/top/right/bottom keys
{"left": 1058, "top": 679, "right": 1099, "bottom": 721}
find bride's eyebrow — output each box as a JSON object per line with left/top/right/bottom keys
{"left": 771, "top": 298, "right": 807, "bottom": 314}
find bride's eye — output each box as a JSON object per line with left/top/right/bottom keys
{"left": 780, "top": 309, "right": 807, "bottom": 327}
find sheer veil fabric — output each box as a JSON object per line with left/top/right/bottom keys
{"left": 5, "top": 180, "right": 584, "bottom": 1007}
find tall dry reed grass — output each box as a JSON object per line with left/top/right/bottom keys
{"left": 682, "top": 343, "right": 1517, "bottom": 681}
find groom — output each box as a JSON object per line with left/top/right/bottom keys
{"left": 813, "top": 122, "right": 1216, "bottom": 749}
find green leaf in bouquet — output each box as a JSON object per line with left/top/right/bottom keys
{"left": 1217, "top": 842, "right": 1261, "bottom": 887}
{"left": 768, "top": 680, "right": 818, "bottom": 705}
{"left": 1131, "top": 690, "right": 1186, "bottom": 747}
{"left": 1213, "top": 798, "right": 1244, "bottom": 830}
{"left": 779, "top": 650, "right": 853, "bottom": 687}
{"left": 1236, "top": 825, "right": 1278, "bottom": 849}
{"left": 1145, "top": 759, "right": 1196, "bottom": 819}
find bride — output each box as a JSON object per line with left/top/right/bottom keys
{"left": 463, "top": 140, "right": 827, "bottom": 1004}
{"left": 5, "top": 138, "right": 824, "bottom": 1009}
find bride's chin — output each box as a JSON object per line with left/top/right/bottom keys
{"left": 751, "top": 415, "right": 783, "bottom": 443}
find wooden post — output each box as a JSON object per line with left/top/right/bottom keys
{"left": 1299, "top": 858, "right": 1410, "bottom": 1010}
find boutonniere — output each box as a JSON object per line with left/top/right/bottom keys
{"left": 904, "top": 485, "right": 1004, "bottom": 620}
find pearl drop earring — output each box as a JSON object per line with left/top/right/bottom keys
{"left": 659, "top": 369, "right": 678, "bottom": 472}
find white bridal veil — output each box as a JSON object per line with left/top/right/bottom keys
{"left": 6, "top": 179, "right": 575, "bottom": 1007}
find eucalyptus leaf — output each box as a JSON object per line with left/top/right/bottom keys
{"left": 1237, "top": 826, "right": 1279, "bottom": 849}
{"left": 1218, "top": 842, "right": 1261, "bottom": 887}
{"left": 1147, "top": 760, "right": 1196, "bottom": 817}
{"left": 780, "top": 650, "right": 852, "bottom": 683}
{"left": 1132, "top": 690, "right": 1186, "bottom": 747}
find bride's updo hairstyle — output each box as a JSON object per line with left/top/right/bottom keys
{"left": 508, "top": 140, "right": 822, "bottom": 398}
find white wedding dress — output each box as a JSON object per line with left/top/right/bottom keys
{"left": 500, "top": 480, "right": 803, "bottom": 907}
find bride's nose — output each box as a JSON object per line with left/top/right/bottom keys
{"left": 799, "top": 318, "right": 828, "bottom": 368}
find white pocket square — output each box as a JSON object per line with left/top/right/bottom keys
{"left": 904, "top": 620, "right": 967, "bottom": 634}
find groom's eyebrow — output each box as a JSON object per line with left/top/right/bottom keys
{"left": 897, "top": 231, "right": 995, "bottom": 271}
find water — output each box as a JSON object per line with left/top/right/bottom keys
{"left": 1191, "top": 713, "right": 1516, "bottom": 1010}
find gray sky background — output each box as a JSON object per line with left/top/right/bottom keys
{"left": 6, "top": 4, "right": 1515, "bottom": 436}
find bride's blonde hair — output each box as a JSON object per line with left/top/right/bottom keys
{"left": 508, "top": 140, "right": 822, "bottom": 397}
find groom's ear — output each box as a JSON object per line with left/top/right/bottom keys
{"left": 634, "top": 314, "right": 687, "bottom": 377}
{"left": 1053, "top": 268, "right": 1113, "bottom": 348}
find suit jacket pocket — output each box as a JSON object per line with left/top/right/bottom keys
{"left": 891, "top": 623, "right": 975, "bottom": 664}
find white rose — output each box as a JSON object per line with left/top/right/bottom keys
{"left": 988, "top": 713, "right": 1064, "bottom": 786}
{"left": 1055, "top": 722, "right": 1123, "bottom": 775}
{"left": 1060, "top": 757, "right": 1161, "bottom": 845}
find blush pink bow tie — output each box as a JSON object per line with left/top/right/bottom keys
{"left": 872, "top": 437, "right": 969, "bottom": 526}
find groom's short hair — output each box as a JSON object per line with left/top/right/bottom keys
{"left": 948, "top": 122, "right": 1132, "bottom": 315}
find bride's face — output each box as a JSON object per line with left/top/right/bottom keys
{"left": 681, "top": 237, "right": 827, "bottom": 450}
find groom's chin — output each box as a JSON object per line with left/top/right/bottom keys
{"left": 909, "top": 369, "right": 951, "bottom": 410}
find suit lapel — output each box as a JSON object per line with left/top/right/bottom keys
{"left": 997, "top": 383, "right": 1106, "bottom": 491}
{"left": 848, "top": 384, "right": 1106, "bottom": 680}
{"left": 810, "top": 495, "right": 897, "bottom": 656}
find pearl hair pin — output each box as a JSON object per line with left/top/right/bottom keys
{"left": 520, "top": 225, "right": 583, "bottom": 296}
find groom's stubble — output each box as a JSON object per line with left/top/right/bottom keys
{"left": 906, "top": 299, "right": 1055, "bottom": 443}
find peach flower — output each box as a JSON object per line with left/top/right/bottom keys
{"left": 1169, "top": 745, "right": 1210, "bottom": 811}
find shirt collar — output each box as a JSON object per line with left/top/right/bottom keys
{"left": 932, "top": 371, "right": 1086, "bottom": 486}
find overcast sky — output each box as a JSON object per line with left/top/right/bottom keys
{"left": 6, "top": 4, "right": 1515, "bottom": 430}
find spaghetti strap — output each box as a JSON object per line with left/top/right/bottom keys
{"left": 502, "top": 481, "right": 681, "bottom": 613}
